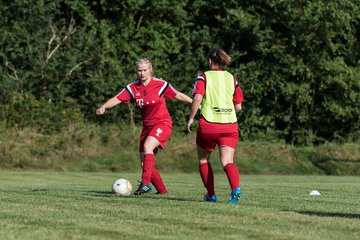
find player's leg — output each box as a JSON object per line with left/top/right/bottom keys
{"left": 146, "top": 124, "right": 172, "bottom": 194}
{"left": 197, "top": 145, "right": 217, "bottom": 202}
{"left": 196, "top": 132, "right": 217, "bottom": 202}
{"left": 142, "top": 136, "right": 161, "bottom": 184}
{"left": 134, "top": 136, "right": 160, "bottom": 195}
{"left": 218, "top": 132, "right": 241, "bottom": 203}
{"left": 139, "top": 149, "right": 168, "bottom": 194}
{"left": 219, "top": 145, "right": 239, "bottom": 190}
{"left": 151, "top": 168, "right": 168, "bottom": 194}
{"left": 135, "top": 124, "right": 172, "bottom": 195}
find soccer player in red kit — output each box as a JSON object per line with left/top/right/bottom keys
{"left": 97, "top": 58, "right": 192, "bottom": 195}
{"left": 187, "top": 48, "right": 243, "bottom": 203}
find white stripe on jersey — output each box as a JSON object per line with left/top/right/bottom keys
{"left": 192, "top": 75, "right": 205, "bottom": 95}
{"left": 192, "top": 84, "right": 196, "bottom": 96}
{"left": 168, "top": 84, "right": 178, "bottom": 94}
{"left": 196, "top": 75, "right": 205, "bottom": 81}
{"left": 155, "top": 78, "right": 169, "bottom": 96}
{"left": 126, "top": 83, "right": 135, "bottom": 98}
{"left": 115, "top": 88, "right": 127, "bottom": 98}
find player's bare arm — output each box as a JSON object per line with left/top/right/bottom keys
{"left": 234, "top": 103, "right": 242, "bottom": 113}
{"left": 96, "top": 97, "right": 121, "bottom": 115}
{"left": 174, "top": 92, "right": 193, "bottom": 104}
{"left": 187, "top": 94, "right": 203, "bottom": 132}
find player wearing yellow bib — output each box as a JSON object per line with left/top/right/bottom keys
{"left": 187, "top": 48, "right": 244, "bottom": 204}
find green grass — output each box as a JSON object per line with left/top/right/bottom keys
{"left": 2, "top": 124, "right": 360, "bottom": 175}
{"left": 0, "top": 171, "right": 359, "bottom": 240}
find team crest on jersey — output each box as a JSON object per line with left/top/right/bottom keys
{"left": 136, "top": 92, "right": 141, "bottom": 96}
{"left": 156, "top": 128, "right": 163, "bottom": 137}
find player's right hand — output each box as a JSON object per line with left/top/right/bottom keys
{"left": 96, "top": 107, "right": 105, "bottom": 115}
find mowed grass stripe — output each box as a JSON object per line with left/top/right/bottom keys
{"left": 0, "top": 171, "right": 359, "bottom": 240}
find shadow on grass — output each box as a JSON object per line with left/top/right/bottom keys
{"left": 294, "top": 211, "right": 360, "bottom": 219}
{"left": 83, "top": 190, "right": 202, "bottom": 202}
{"left": 144, "top": 195, "right": 203, "bottom": 203}
{"left": 31, "top": 188, "right": 49, "bottom": 192}
{"left": 83, "top": 191, "right": 116, "bottom": 198}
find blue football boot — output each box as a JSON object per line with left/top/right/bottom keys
{"left": 203, "top": 194, "right": 218, "bottom": 203}
{"left": 226, "top": 187, "right": 241, "bottom": 204}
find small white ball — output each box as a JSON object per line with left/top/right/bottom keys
{"left": 112, "top": 178, "right": 132, "bottom": 196}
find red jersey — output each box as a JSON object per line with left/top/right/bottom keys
{"left": 116, "top": 77, "right": 178, "bottom": 128}
{"left": 192, "top": 69, "right": 244, "bottom": 133}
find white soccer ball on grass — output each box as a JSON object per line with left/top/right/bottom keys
{"left": 112, "top": 178, "right": 132, "bottom": 196}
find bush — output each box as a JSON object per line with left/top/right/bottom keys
{"left": 2, "top": 92, "right": 83, "bottom": 134}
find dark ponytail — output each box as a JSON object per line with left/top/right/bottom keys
{"left": 207, "top": 48, "right": 232, "bottom": 67}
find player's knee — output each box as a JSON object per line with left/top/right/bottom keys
{"left": 143, "top": 143, "right": 155, "bottom": 154}
{"left": 221, "top": 159, "right": 233, "bottom": 168}
{"left": 199, "top": 159, "right": 209, "bottom": 164}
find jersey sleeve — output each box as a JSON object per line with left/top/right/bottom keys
{"left": 163, "top": 84, "right": 178, "bottom": 100}
{"left": 192, "top": 73, "right": 206, "bottom": 96}
{"left": 233, "top": 77, "right": 244, "bottom": 104}
{"left": 115, "top": 88, "right": 132, "bottom": 103}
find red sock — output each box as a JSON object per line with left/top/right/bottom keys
{"left": 151, "top": 168, "right": 168, "bottom": 194}
{"left": 142, "top": 153, "right": 155, "bottom": 185}
{"left": 199, "top": 162, "right": 215, "bottom": 196}
{"left": 224, "top": 163, "right": 240, "bottom": 191}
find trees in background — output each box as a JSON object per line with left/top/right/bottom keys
{"left": 1, "top": 0, "right": 359, "bottom": 145}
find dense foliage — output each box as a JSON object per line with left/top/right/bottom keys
{"left": 1, "top": 0, "right": 359, "bottom": 145}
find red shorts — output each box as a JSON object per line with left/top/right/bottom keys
{"left": 196, "top": 131, "right": 238, "bottom": 151}
{"left": 139, "top": 124, "right": 172, "bottom": 153}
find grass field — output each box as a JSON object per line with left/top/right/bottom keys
{"left": 0, "top": 171, "right": 359, "bottom": 240}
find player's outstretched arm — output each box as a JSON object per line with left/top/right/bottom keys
{"left": 187, "top": 94, "right": 202, "bottom": 133}
{"left": 96, "top": 97, "right": 121, "bottom": 115}
{"left": 174, "top": 92, "right": 193, "bottom": 104}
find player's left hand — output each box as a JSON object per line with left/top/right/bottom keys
{"left": 187, "top": 118, "right": 194, "bottom": 133}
